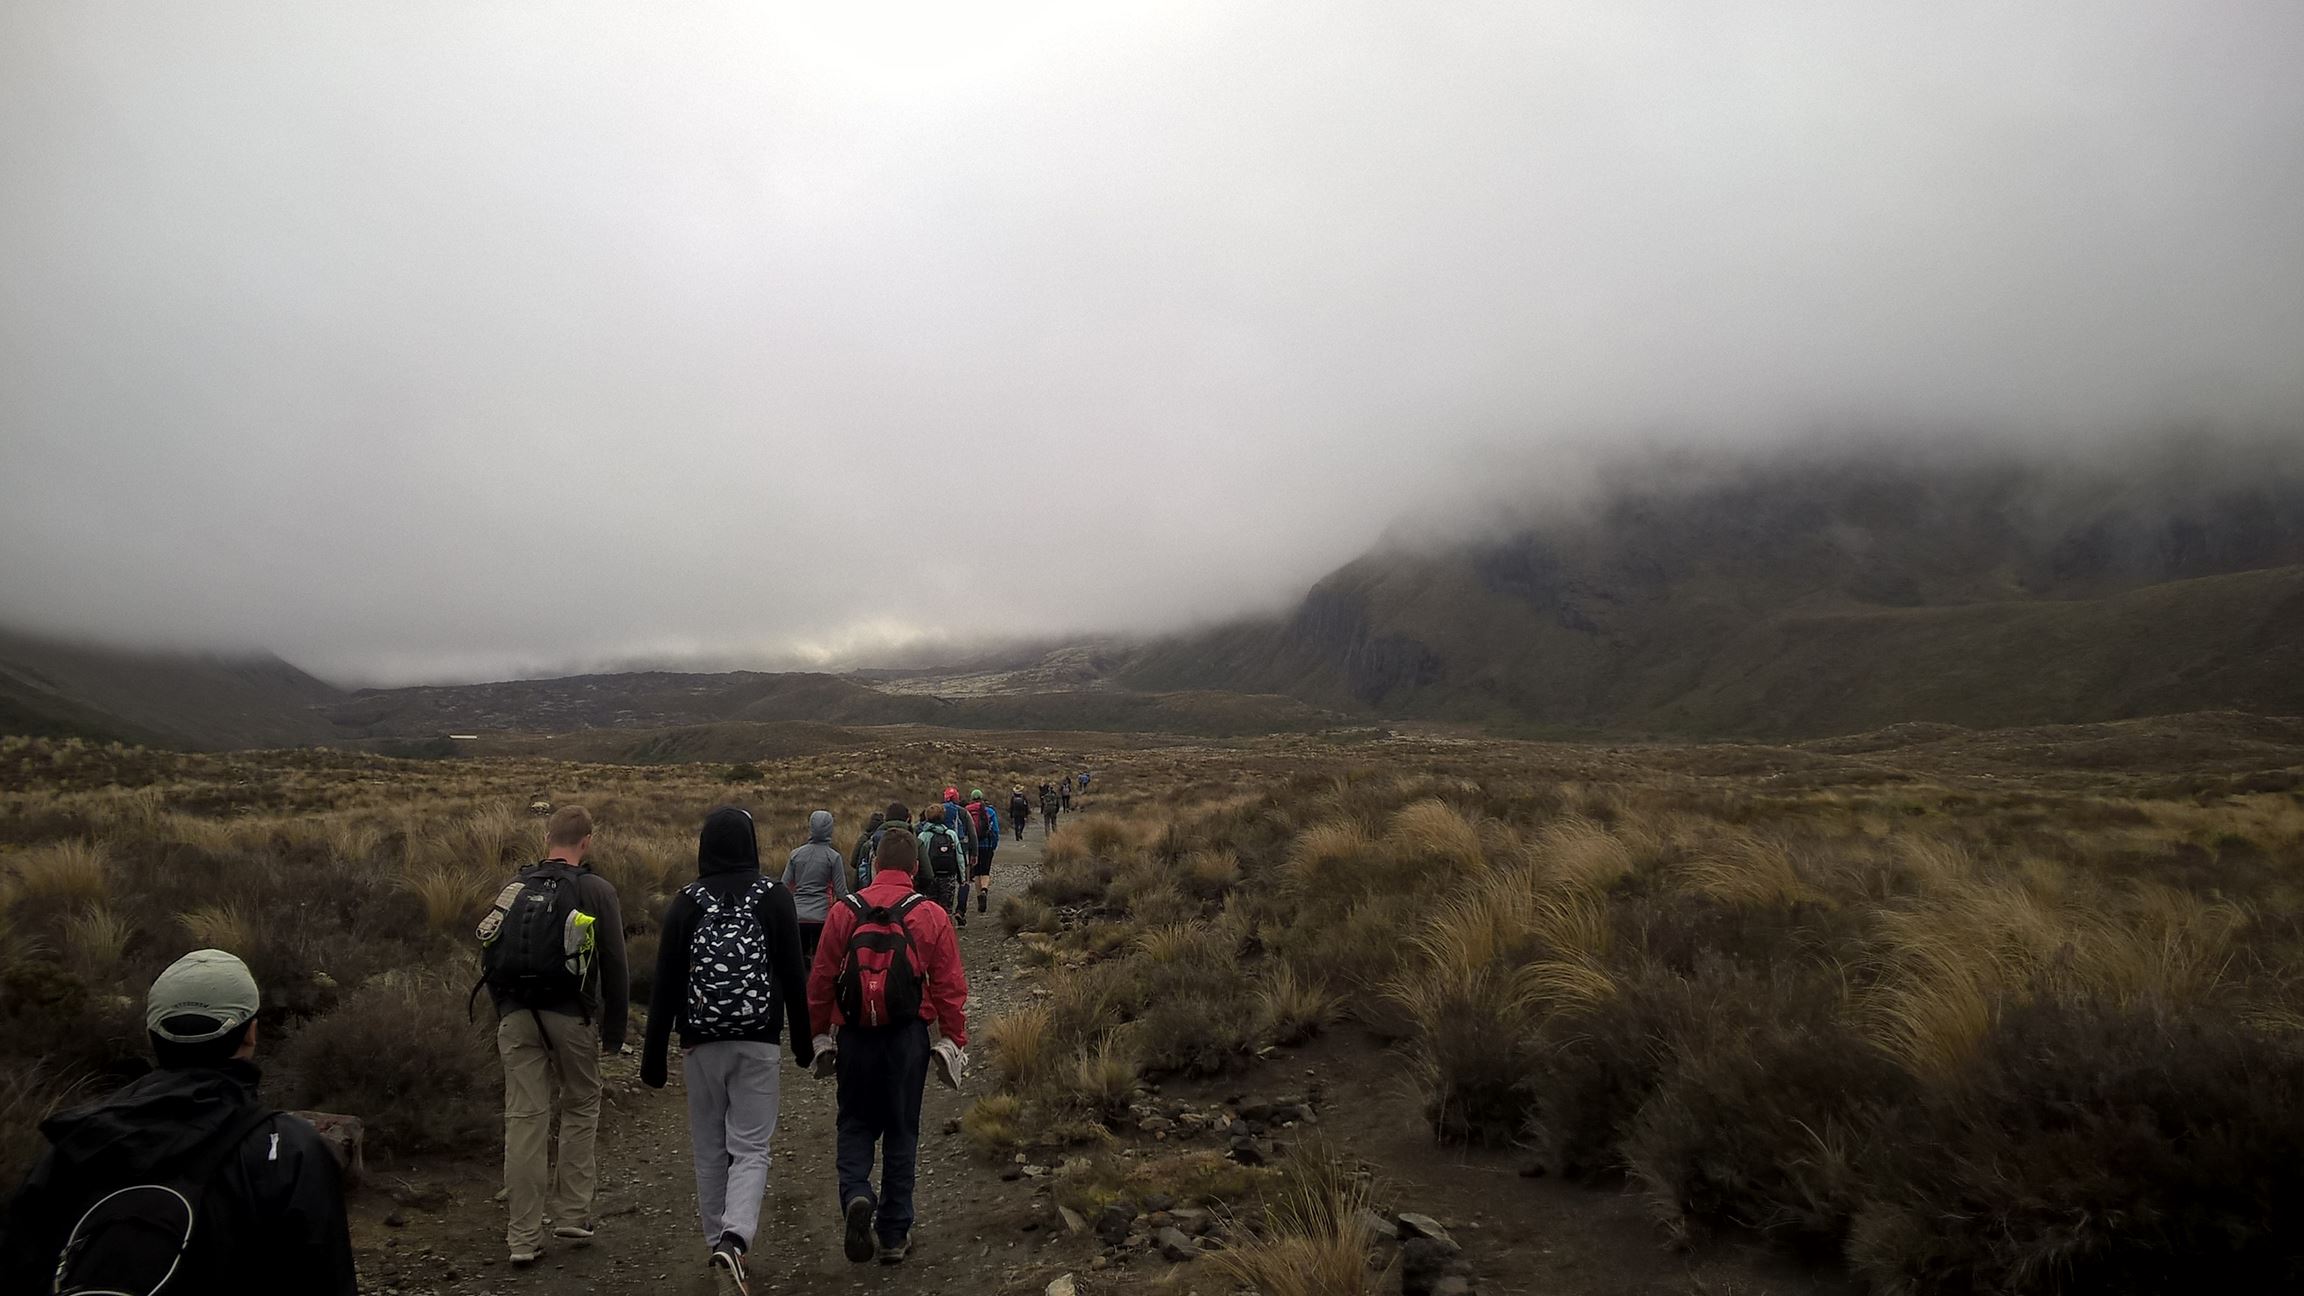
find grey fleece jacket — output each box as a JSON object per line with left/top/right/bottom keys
{"left": 780, "top": 809, "right": 852, "bottom": 922}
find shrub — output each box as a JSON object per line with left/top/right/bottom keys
{"left": 278, "top": 976, "right": 499, "bottom": 1156}
{"left": 722, "top": 763, "right": 765, "bottom": 783}
{"left": 1848, "top": 997, "right": 2304, "bottom": 1295}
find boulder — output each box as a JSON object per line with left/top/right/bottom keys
{"left": 1095, "top": 1201, "right": 1137, "bottom": 1247}
{"left": 1395, "top": 1213, "right": 1456, "bottom": 1247}
{"left": 1058, "top": 1205, "right": 1089, "bottom": 1235}
{"left": 287, "top": 1112, "right": 365, "bottom": 1188}
{"left": 1047, "top": 1276, "right": 1078, "bottom": 1296}
{"left": 1168, "top": 1206, "right": 1213, "bottom": 1235}
{"left": 1154, "top": 1226, "right": 1200, "bottom": 1263}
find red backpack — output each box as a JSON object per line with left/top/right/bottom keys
{"left": 967, "top": 801, "right": 990, "bottom": 839}
{"left": 835, "top": 893, "right": 930, "bottom": 1027}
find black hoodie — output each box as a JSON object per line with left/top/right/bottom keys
{"left": 641, "top": 807, "right": 814, "bottom": 1088}
{"left": 0, "top": 1060, "right": 356, "bottom": 1295}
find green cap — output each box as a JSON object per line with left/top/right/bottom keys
{"left": 146, "top": 949, "right": 261, "bottom": 1043}
{"left": 970, "top": 788, "right": 984, "bottom": 800}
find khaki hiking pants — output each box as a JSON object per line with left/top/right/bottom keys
{"left": 499, "top": 1008, "right": 602, "bottom": 1250}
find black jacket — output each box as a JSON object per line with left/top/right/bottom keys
{"left": 642, "top": 808, "right": 814, "bottom": 1088}
{"left": 0, "top": 1060, "right": 356, "bottom": 1296}
{"left": 485, "top": 859, "right": 631, "bottom": 1051}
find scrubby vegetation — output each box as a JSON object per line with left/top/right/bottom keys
{"left": 0, "top": 731, "right": 1287, "bottom": 1180}
{"left": 961, "top": 713, "right": 2304, "bottom": 1293}
{"left": 9, "top": 714, "right": 2304, "bottom": 1293}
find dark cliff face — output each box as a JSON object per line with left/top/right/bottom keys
{"left": 1283, "top": 583, "right": 1441, "bottom": 707}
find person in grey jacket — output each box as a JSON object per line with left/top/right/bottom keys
{"left": 781, "top": 809, "right": 852, "bottom": 958}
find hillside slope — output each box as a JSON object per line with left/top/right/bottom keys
{"left": 1122, "top": 447, "right": 2304, "bottom": 736}
{"left": 0, "top": 629, "right": 344, "bottom": 748}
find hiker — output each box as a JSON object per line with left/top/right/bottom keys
{"left": 1009, "top": 786, "right": 1032, "bottom": 841}
{"left": 868, "top": 802, "right": 914, "bottom": 894}
{"left": 806, "top": 827, "right": 969, "bottom": 1265}
{"left": 963, "top": 788, "right": 1001, "bottom": 917}
{"left": 0, "top": 949, "right": 357, "bottom": 1295}
{"left": 1059, "top": 779, "right": 1072, "bottom": 812}
{"left": 782, "top": 809, "right": 851, "bottom": 959}
{"left": 478, "top": 805, "right": 629, "bottom": 1267}
{"left": 643, "top": 806, "right": 815, "bottom": 1296}
{"left": 850, "top": 810, "right": 884, "bottom": 890}
{"left": 1041, "top": 782, "right": 1062, "bottom": 834}
{"left": 914, "top": 805, "right": 968, "bottom": 925}
{"left": 938, "top": 785, "right": 978, "bottom": 865}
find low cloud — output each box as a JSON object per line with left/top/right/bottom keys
{"left": 3, "top": 2, "right": 2300, "bottom": 683}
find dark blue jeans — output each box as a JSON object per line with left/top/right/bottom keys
{"left": 836, "top": 1020, "right": 929, "bottom": 1244}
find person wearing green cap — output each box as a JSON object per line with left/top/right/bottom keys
{"left": 0, "top": 949, "right": 356, "bottom": 1293}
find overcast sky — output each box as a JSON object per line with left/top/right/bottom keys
{"left": 4, "top": 2, "right": 2301, "bottom": 684}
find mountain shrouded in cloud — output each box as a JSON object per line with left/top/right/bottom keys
{"left": 3, "top": 2, "right": 2301, "bottom": 683}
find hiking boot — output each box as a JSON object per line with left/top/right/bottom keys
{"left": 878, "top": 1233, "right": 912, "bottom": 1264}
{"left": 956, "top": 910, "right": 968, "bottom": 928}
{"left": 709, "top": 1236, "right": 751, "bottom": 1296}
{"left": 843, "top": 1196, "right": 877, "bottom": 1263}
{"left": 552, "top": 1219, "right": 596, "bottom": 1241}
{"left": 978, "top": 891, "right": 988, "bottom": 913}
{"left": 509, "top": 1244, "right": 541, "bottom": 1267}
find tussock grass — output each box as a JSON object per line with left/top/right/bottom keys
{"left": 984, "top": 1004, "right": 1055, "bottom": 1092}
{"left": 176, "top": 903, "right": 254, "bottom": 954}
{"left": 1213, "top": 1142, "right": 1385, "bottom": 1296}
{"left": 961, "top": 1094, "right": 1025, "bottom": 1153}
{"left": 61, "top": 905, "right": 134, "bottom": 984}
{"left": 1260, "top": 965, "right": 1341, "bottom": 1045}
{"left": 5, "top": 839, "right": 109, "bottom": 906}
{"left": 1065, "top": 1035, "right": 1140, "bottom": 1119}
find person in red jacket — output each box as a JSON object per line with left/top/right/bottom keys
{"left": 807, "top": 826, "right": 968, "bottom": 1265}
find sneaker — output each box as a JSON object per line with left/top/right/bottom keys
{"left": 709, "top": 1239, "right": 751, "bottom": 1296}
{"left": 843, "top": 1195, "right": 877, "bottom": 1263}
{"left": 978, "top": 891, "right": 988, "bottom": 913}
{"left": 553, "top": 1219, "right": 596, "bottom": 1241}
{"left": 509, "top": 1244, "right": 541, "bottom": 1266}
{"left": 956, "top": 911, "right": 968, "bottom": 928}
{"left": 878, "top": 1233, "right": 912, "bottom": 1264}
{"left": 812, "top": 1034, "right": 839, "bottom": 1080}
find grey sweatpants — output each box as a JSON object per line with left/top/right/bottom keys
{"left": 684, "top": 1040, "right": 782, "bottom": 1250}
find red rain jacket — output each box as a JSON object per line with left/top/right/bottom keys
{"left": 807, "top": 871, "right": 969, "bottom": 1046}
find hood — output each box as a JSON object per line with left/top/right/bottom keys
{"left": 807, "top": 810, "right": 835, "bottom": 843}
{"left": 40, "top": 1063, "right": 261, "bottom": 1181}
{"left": 698, "top": 806, "right": 761, "bottom": 876}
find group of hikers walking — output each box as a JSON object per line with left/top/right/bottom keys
{"left": 0, "top": 774, "right": 1095, "bottom": 1295}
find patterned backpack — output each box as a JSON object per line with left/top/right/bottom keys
{"left": 683, "top": 877, "right": 778, "bottom": 1037}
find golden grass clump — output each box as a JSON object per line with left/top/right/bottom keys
{"left": 961, "top": 1094, "right": 1026, "bottom": 1153}
{"left": 176, "top": 903, "right": 254, "bottom": 955}
{"left": 62, "top": 904, "right": 135, "bottom": 984}
{"left": 5, "top": 839, "right": 110, "bottom": 907}
{"left": 983, "top": 1003, "right": 1055, "bottom": 1092}
{"left": 1387, "top": 798, "right": 1486, "bottom": 873}
{"left": 1527, "top": 814, "right": 1636, "bottom": 893}
{"left": 1065, "top": 1034, "right": 1140, "bottom": 1119}
{"left": 1212, "top": 1143, "right": 1385, "bottom": 1296}
{"left": 1261, "top": 965, "right": 1341, "bottom": 1045}
{"left": 1286, "top": 821, "right": 1375, "bottom": 887}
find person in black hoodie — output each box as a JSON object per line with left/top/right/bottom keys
{"left": 0, "top": 948, "right": 356, "bottom": 1296}
{"left": 643, "top": 806, "right": 815, "bottom": 1296}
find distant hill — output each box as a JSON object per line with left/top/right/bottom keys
{"left": 1120, "top": 443, "right": 2304, "bottom": 737}
{"left": 0, "top": 629, "right": 344, "bottom": 749}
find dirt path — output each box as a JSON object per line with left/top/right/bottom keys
{"left": 357, "top": 829, "right": 1069, "bottom": 1296}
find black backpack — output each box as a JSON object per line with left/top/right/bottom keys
{"left": 50, "top": 1104, "right": 278, "bottom": 1295}
{"left": 476, "top": 861, "right": 594, "bottom": 1011}
{"left": 919, "top": 823, "right": 964, "bottom": 878}
{"left": 683, "top": 877, "right": 778, "bottom": 1037}
{"left": 834, "top": 893, "right": 929, "bottom": 1028}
